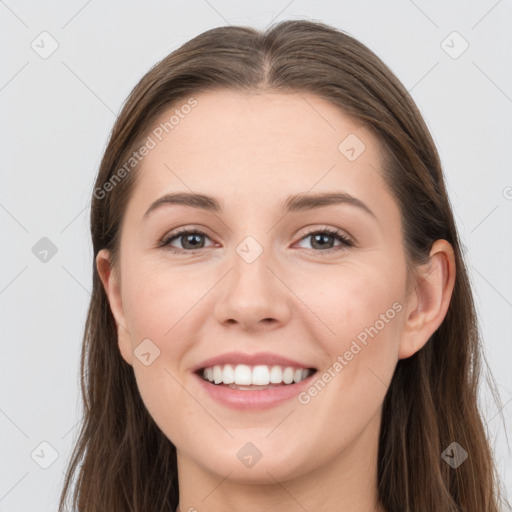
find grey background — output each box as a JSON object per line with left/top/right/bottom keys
{"left": 1, "top": 0, "right": 511, "bottom": 510}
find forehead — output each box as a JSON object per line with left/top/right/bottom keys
{"left": 146, "top": 89, "right": 374, "bottom": 165}
{"left": 127, "top": 89, "right": 395, "bottom": 220}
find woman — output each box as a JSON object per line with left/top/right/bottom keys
{"left": 59, "top": 19, "right": 507, "bottom": 512}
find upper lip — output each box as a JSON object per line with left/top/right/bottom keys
{"left": 191, "top": 351, "right": 316, "bottom": 373}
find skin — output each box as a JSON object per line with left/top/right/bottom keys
{"left": 97, "top": 90, "right": 455, "bottom": 512}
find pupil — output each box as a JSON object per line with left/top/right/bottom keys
{"left": 183, "top": 234, "right": 204, "bottom": 249}
{"left": 312, "top": 234, "right": 333, "bottom": 249}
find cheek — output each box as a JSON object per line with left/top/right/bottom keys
{"left": 297, "top": 260, "right": 405, "bottom": 355}
{"left": 292, "top": 260, "right": 405, "bottom": 422}
{"left": 118, "top": 266, "right": 208, "bottom": 445}
{"left": 290, "top": 267, "right": 404, "bottom": 447}
{"left": 120, "top": 258, "right": 202, "bottom": 348}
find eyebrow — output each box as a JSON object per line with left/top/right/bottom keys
{"left": 143, "top": 191, "right": 376, "bottom": 219}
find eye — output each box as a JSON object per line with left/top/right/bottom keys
{"left": 159, "top": 226, "right": 354, "bottom": 254}
{"left": 159, "top": 228, "right": 214, "bottom": 253}
{"left": 295, "top": 227, "right": 353, "bottom": 253}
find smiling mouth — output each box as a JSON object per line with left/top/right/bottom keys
{"left": 196, "top": 363, "right": 317, "bottom": 390}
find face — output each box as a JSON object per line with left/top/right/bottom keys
{"left": 98, "top": 89, "right": 429, "bottom": 485}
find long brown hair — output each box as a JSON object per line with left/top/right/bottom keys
{"left": 59, "top": 19, "right": 508, "bottom": 512}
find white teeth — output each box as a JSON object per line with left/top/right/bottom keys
{"left": 252, "top": 365, "right": 270, "bottom": 385}
{"left": 283, "top": 367, "right": 294, "bottom": 384}
{"left": 213, "top": 365, "right": 223, "bottom": 384}
{"left": 269, "top": 365, "right": 283, "bottom": 383}
{"left": 234, "top": 364, "right": 252, "bottom": 385}
{"left": 222, "top": 364, "right": 235, "bottom": 384}
{"left": 201, "top": 364, "right": 313, "bottom": 386}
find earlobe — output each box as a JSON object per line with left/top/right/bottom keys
{"left": 398, "top": 239, "right": 456, "bottom": 359}
{"left": 96, "top": 249, "right": 134, "bottom": 366}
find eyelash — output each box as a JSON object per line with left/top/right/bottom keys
{"left": 158, "top": 226, "right": 354, "bottom": 255}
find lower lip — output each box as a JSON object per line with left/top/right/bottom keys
{"left": 193, "top": 372, "right": 316, "bottom": 410}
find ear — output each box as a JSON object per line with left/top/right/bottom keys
{"left": 398, "top": 239, "right": 456, "bottom": 360}
{"left": 96, "top": 249, "right": 134, "bottom": 366}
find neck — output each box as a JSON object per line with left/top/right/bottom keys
{"left": 175, "top": 410, "right": 385, "bottom": 512}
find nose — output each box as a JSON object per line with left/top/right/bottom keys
{"left": 213, "top": 247, "right": 293, "bottom": 332}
